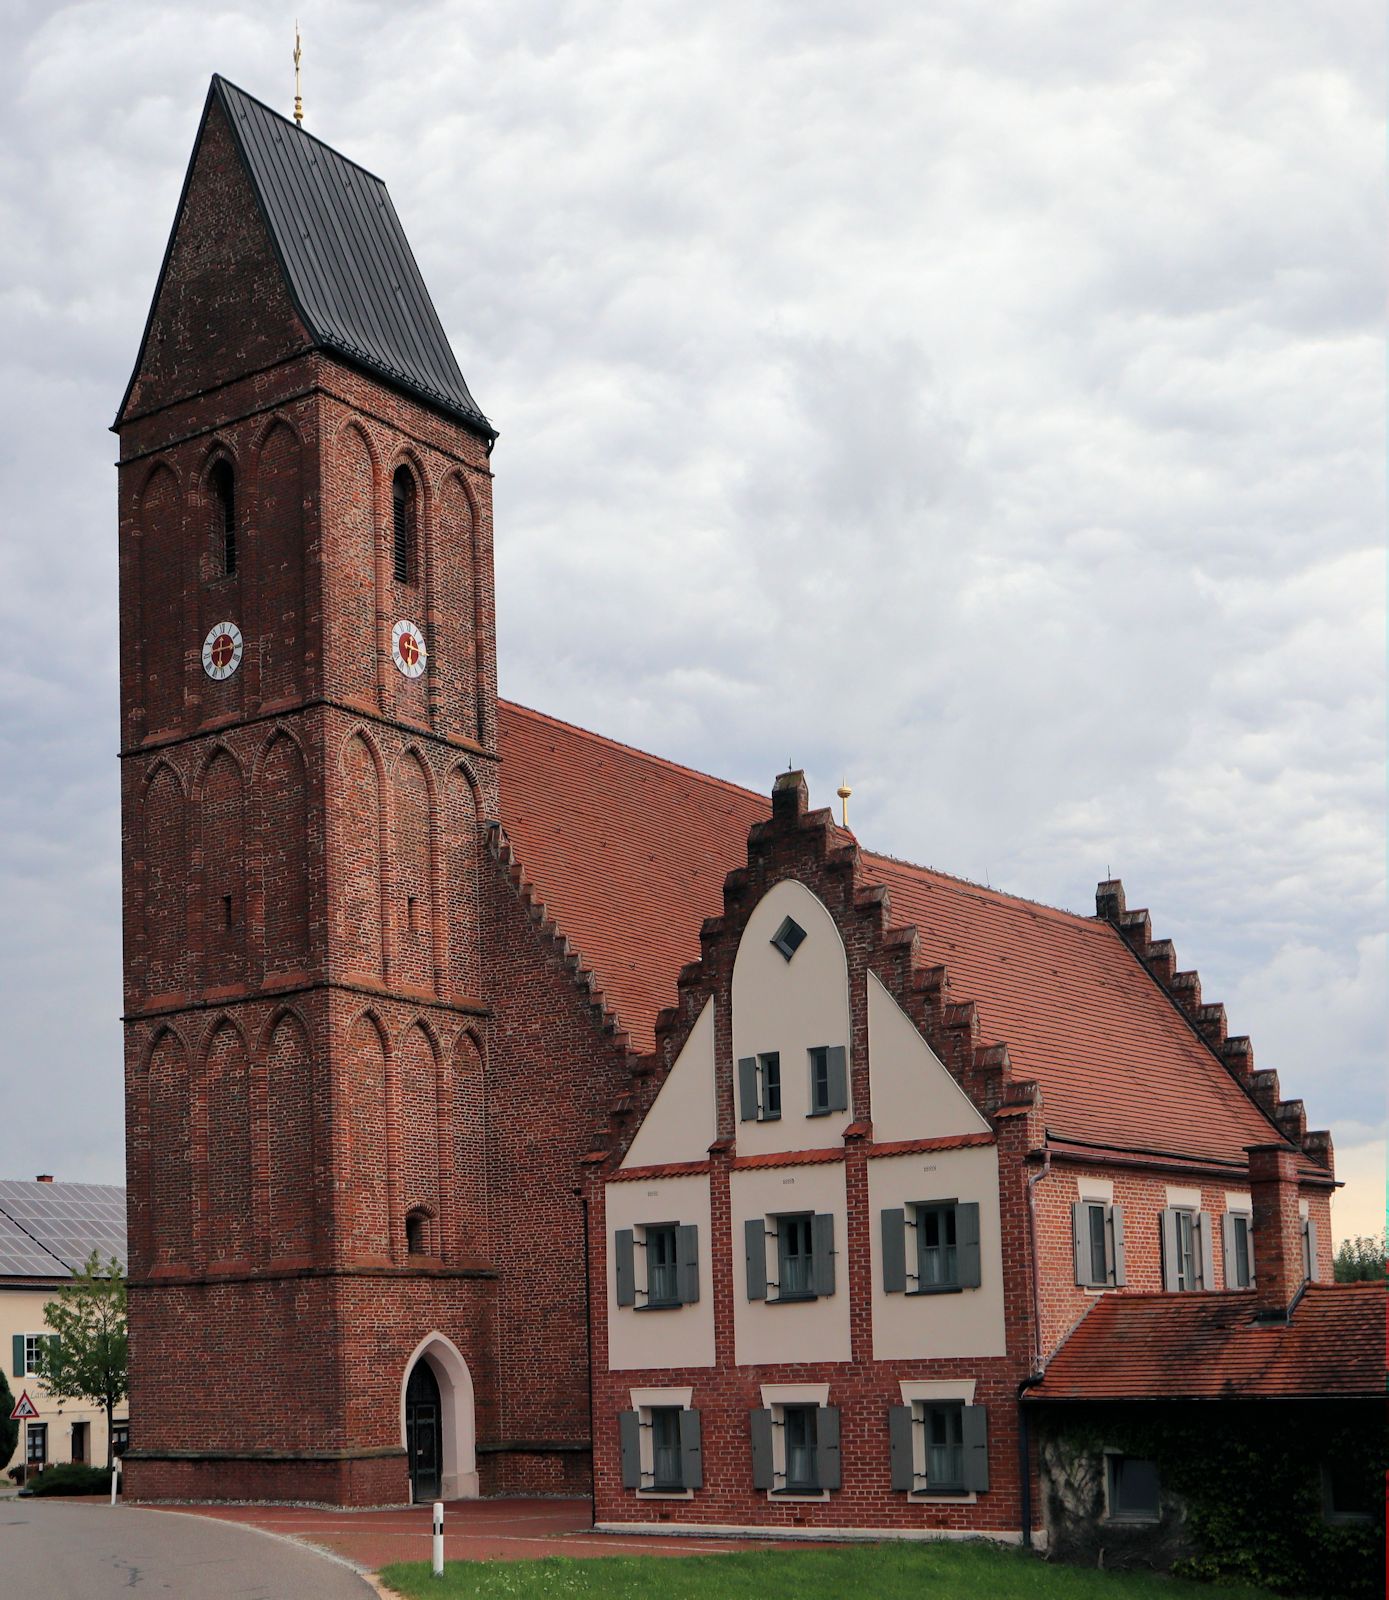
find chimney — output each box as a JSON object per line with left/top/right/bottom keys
{"left": 35, "top": 1174, "right": 54, "bottom": 1184}
{"left": 1246, "top": 1143, "right": 1305, "bottom": 1320}
{"left": 771, "top": 769, "right": 808, "bottom": 825}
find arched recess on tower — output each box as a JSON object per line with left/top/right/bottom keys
{"left": 399, "top": 1332, "right": 478, "bottom": 1501}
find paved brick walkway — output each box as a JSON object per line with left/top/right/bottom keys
{"left": 158, "top": 1497, "right": 800, "bottom": 1574}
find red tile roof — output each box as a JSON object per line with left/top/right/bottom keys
{"left": 1031, "top": 1283, "right": 1384, "bottom": 1401}
{"left": 495, "top": 701, "right": 1296, "bottom": 1170}
{"left": 497, "top": 701, "right": 767, "bottom": 1053}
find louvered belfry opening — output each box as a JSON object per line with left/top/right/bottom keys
{"left": 392, "top": 467, "right": 415, "bottom": 584}
{"left": 210, "top": 459, "right": 236, "bottom": 576}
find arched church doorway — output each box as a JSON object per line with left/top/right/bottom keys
{"left": 399, "top": 1334, "right": 480, "bottom": 1502}
{"left": 405, "top": 1359, "right": 442, "bottom": 1503}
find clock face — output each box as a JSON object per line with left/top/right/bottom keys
{"left": 201, "top": 621, "right": 244, "bottom": 681}
{"left": 392, "top": 619, "right": 427, "bottom": 679}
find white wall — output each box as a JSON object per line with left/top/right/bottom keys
{"left": 730, "top": 1162, "right": 852, "bottom": 1366}
{"left": 606, "top": 1174, "right": 715, "bottom": 1371}
{"left": 867, "top": 1145, "right": 1008, "bottom": 1361}
{"left": 867, "top": 972, "right": 989, "bottom": 1141}
{"left": 622, "top": 1000, "right": 716, "bottom": 1168}
{"left": 732, "top": 880, "right": 854, "bottom": 1156}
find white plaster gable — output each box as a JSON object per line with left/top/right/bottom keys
{"left": 866, "top": 972, "right": 989, "bottom": 1140}
{"left": 622, "top": 999, "right": 716, "bottom": 1168}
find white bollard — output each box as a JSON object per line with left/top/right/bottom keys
{"left": 110, "top": 1459, "right": 119, "bottom": 1505}
{"left": 431, "top": 1500, "right": 444, "bottom": 1578}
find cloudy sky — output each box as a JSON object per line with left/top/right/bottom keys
{"left": 1, "top": 1, "right": 1382, "bottom": 1238}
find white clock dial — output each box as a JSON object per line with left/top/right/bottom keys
{"left": 201, "top": 621, "right": 244, "bottom": 681}
{"left": 391, "top": 619, "right": 427, "bottom": 679}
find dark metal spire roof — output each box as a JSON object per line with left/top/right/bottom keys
{"left": 122, "top": 75, "right": 494, "bottom": 439}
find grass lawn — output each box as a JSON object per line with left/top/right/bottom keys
{"left": 377, "top": 1541, "right": 1277, "bottom": 1599}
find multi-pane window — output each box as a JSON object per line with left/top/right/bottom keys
{"left": 1072, "top": 1200, "right": 1126, "bottom": 1288}
{"left": 210, "top": 459, "right": 236, "bottom": 576}
{"left": 777, "top": 1214, "right": 815, "bottom": 1298}
{"left": 924, "top": 1403, "right": 965, "bottom": 1491}
{"left": 112, "top": 1422, "right": 130, "bottom": 1457}
{"left": 392, "top": 467, "right": 416, "bottom": 584}
{"left": 889, "top": 1401, "right": 989, "bottom": 1495}
{"left": 746, "top": 1212, "right": 835, "bottom": 1302}
{"left": 26, "top": 1423, "right": 46, "bottom": 1468}
{"left": 806, "top": 1045, "right": 848, "bottom": 1117}
{"left": 1223, "top": 1211, "right": 1253, "bottom": 1289}
{"left": 650, "top": 1407, "right": 682, "bottom": 1490}
{"left": 738, "top": 1052, "right": 782, "bottom": 1121}
{"left": 613, "top": 1223, "right": 700, "bottom": 1309}
{"left": 645, "top": 1225, "right": 679, "bottom": 1307}
{"left": 881, "top": 1201, "right": 982, "bottom": 1294}
{"left": 1106, "top": 1453, "right": 1161, "bottom": 1520}
{"left": 782, "top": 1405, "right": 818, "bottom": 1491}
{"left": 22, "top": 1334, "right": 55, "bottom": 1377}
{"left": 917, "top": 1203, "right": 958, "bottom": 1288}
{"left": 618, "top": 1405, "right": 703, "bottom": 1493}
{"left": 1160, "top": 1206, "right": 1210, "bottom": 1291}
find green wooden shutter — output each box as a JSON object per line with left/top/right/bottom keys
{"left": 811, "top": 1212, "right": 836, "bottom": 1298}
{"left": 1109, "top": 1204, "right": 1126, "bottom": 1286}
{"left": 956, "top": 1202, "right": 981, "bottom": 1288}
{"left": 737, "top": 1057, "right": 759, "bottom": 1122}
{"left": 962, "top": 1404, "right": 989, "bottom": 1492}
{"left": 815, "top": 1405, "right": 841, "bottom": 1491}
{"left": 881, "top": 1208, "right": 907, "bottom": 1294}
{"left": 1196, "top": 1212, "right": 1215, "bottom": 1290}
{"left": 11, "top": 1334, "right": 23, "bottom": 1378}
{"left": 1072, "top": 1202, "right": 1090, "bottom": 1286}
{"left": 744, "top": 1217, "right": 767, "bottom": 1300}
{"left": 619, "top": 1410, "right": 643, "bottom": 1489}
{"left": 614, "top": 1229, "right": 636, "bottom": 1307}
{"left": 749, "top": 1408, "right": 774, "bottom": 1489}
{"left": 1221, "top": 1213, "right": 1238, "bottom": 1288}
{"left": 1159, "top": 1209, "right": 1181, "bottom": 1291}
{"left": 888, "top": 1404, "right": 915, "bottom": 1492}
{"left": 675, "top": 1224, "right": 700, "bottom": 1305}
{"left": 1305, "top": 1218, "right": 1319, "bottom": 1281}
{"left": 678, "top": 1408, "right": 703, "bottom": 1490}
{"left": 825, "top": 1045, "right": 848, "bottom": 1113}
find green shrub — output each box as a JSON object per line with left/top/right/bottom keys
{"left": 22, "top": 1462, "right": 115, "bottom": 1496}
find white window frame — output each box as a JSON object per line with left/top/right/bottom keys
{"left": 899, "top": 1379, "right": 979, "bottom": 1505}
{"left": 23, "top": 1334, "right": 48, "bottom": 1376}
{"left": 628, "top": 1386, "right": 695, "bottom": 1500}
{"left": 759, "top": 1382, "right": 831, "bottom": 1503}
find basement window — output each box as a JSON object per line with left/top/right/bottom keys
{"left": 1105, "top": 1453, "right": 1161, "bottom": 1522}
{"left": 770, "top": 916, "right": 806, "bottom": 961}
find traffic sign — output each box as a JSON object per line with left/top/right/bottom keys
{"left": 10, "top": 1390, "right": 39, "bottom": 1421}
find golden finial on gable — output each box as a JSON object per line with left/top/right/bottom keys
{"left": 293, "top": 20, "right": 304, "bottom": 126}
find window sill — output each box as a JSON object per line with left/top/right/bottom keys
{"left": 906, "top": 1285, "right": 964, "bottom": 1297}
{"left": 1104, "top": 1512, "right": 1161, "bottom": 1525}
{"left": 806, "top": 1108, "right": 834, "bottom": 1119}
{"left": 768, "top": 1292, "right": 819, "bottom": 1305}
{"left": 771, "top": 1486, "right": 829, "bottom": 1501}
{"left": 907, "top": 1485, "right": 971, "bottom": 1501}
{"left": 638, "top": 1486, "right": 694, "bottom": 1500}
{"left": 634, "top": 1301, "right": 685, "bottom": 1313}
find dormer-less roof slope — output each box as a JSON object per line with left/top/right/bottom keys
{"left": 0, "top": 1181, "right": 127, "bottom": 1279}
{"left": 120, "top": 75, "right": 494, "bottom": 439}
{"left": 494, "top": 702, "right": 1308, "bottom": 1173}
{"left": 1031, "top": 1282, "right": 1383, "bottom": 1401}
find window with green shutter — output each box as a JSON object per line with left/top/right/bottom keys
{"left": 1072, "top": 1200, "right": 1126, "bottom": 1288}
{"left": 889, "top": 1401, "right": 989, "bottom": 1495}
{"left": 615, "top": 1223, "right": 701, "bottom": 1309}
{"left": 880, "top": 1201, "right": 981, "bottom": 1293}
{"left": 807, "top": 1045, "right": 848, "bottom": 1116}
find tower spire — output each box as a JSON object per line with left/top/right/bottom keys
{"left": 293, "top": 20, "right": 304, "bottom": 126}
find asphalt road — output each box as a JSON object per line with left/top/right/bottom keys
{"left": 0, "top": 1498, "right": 377, "bottom": 1599}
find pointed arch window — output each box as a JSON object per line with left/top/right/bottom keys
{"left": 210, "top": 459, "right": 236, "bottom": 576}
{"left": 393, "top": 468, "right": 417, "bottom": 585}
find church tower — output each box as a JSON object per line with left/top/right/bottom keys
{"left": 117, "top": 78, "right": 501, "bottom": 1505}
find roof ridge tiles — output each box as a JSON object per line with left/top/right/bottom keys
{"left": 497, "top": 699, "right": 771, "bottom": 808}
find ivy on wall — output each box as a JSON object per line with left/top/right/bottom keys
{"left": 1037, "top": 1400, "right": 1382, "bottom": 1600}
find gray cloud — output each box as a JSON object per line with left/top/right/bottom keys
{"left": 0, "top": 1, "right": 1381, "bottom": 1229}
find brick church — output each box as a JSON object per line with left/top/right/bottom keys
{"left": 117, "top": 77, "right": 1378, "bottom": 1561}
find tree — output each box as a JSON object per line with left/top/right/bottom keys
{"left": 1333, "top": 1230, "right": 1387, "bottom": 1283}
{"left": 0, "top": 1363, "right": 16, "bottom": 1475}
{"left": 38, "top": 1252, "right": 128, "bottom": 1470}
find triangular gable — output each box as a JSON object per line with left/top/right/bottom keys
{"left": 867, "top": 972, "right": 990, "bottom": 1140}
{"left": 621, "top": 999, "right": 716, "bottom": 1168}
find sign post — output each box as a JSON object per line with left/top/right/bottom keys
{"left": 10, "top": 1391, "right": 39, "bottom": 1489}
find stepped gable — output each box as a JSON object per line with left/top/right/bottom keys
{"left": 118, "top": 75, "right": 494, "bottom": 438}
{"left": 1031, "top": 1282, "right": 1383, "bottom": 1401}
{"left": 495, "top": 706, "right": 1318, "bottom": 1174}
{"left": 495, "top": 701, "right": 768, "bottom": 1055}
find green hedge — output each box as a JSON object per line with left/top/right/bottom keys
{"left": 22, "top": 1462, "right": 115, "bottom": 1496}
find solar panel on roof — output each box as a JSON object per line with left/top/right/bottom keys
{"left": 0, "top": 1182, "right": 127, "bottom": 1275}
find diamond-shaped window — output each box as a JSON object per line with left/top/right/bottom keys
{"left": 770, "top": 916, "right": 807, "bottom": 962}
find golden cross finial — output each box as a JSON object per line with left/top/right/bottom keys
{"left": 293, "top": 21, "right": 304, "bottom": 126}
